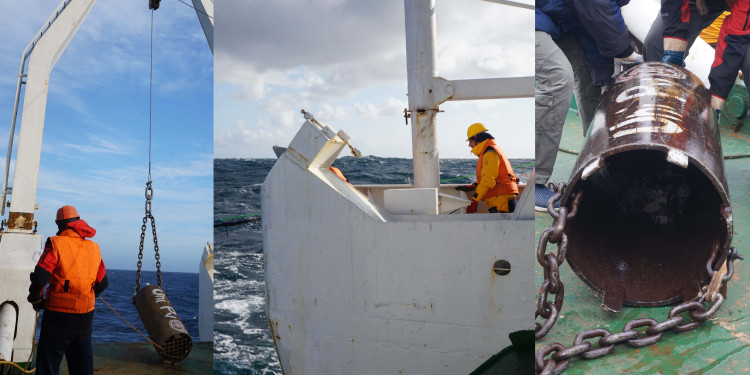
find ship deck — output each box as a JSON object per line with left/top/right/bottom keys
{"left": 535, "top": 108, "right": 750, "bottom": 373}
{"left": 19, "top": 341, "right": 214, "bottom": 374}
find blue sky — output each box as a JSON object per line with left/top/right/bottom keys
{"left": 214, "top": 0, "right": 534, "bottom": 159}
{"left": 0, "top": 1, "right": 213, "bottom": 273}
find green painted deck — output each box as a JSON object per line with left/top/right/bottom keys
{"left": 56, "top": 341, "right": 212, "bottom": 374}
{"left": 535, "top": 109, "right": 750, "bottom": 373}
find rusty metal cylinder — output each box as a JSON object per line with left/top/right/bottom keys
{"left": 561, "top": 62, "right": 732, "bottom": 311}
{"left": 133, "top": 285, "right": 192, "bottom": 364}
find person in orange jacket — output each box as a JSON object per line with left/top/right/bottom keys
{"left": 456, "top": 123, "right": 519, "bottom": 213}
{"left": 27, "top": 205, "right": 108, "bottom": 375}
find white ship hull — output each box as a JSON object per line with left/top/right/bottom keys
{"left": 262, "top": 120, "right": 533, "bottom": 374}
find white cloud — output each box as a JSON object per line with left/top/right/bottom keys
{"left": 316, "top": 103, "right": 348, "bottom": 122}
{"left": 355, "top": 102, "right": 378, "bottom": 118}
{"left": 62, "top": 135, "right": 133, "bottom": 156}
{"left": 215, "top": 0, "right": 534, "bottom": 159}
{"left": 0, "top": 2, "right": 213, "bottom": 272}
{"left": 355, "top": 97, "right": 408, "bottom": 119}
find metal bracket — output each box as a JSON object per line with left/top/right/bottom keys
{"left": 433, "top": 76, "right": 535, "bottom": 104}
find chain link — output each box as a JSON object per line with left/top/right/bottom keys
{"left": 707, "top": 246, "right": 744, "bottom": 283}
{"left": 535, "top": 290, "right": 724, "bottom": 374}
{"left": 535, "top": 182, "right": 581, "bottom": 339}
{"left": 534, "top": 182, "right": 742, "bottom": 374}
{"left": 135, "top": 181, "right": 162, "bottom": 293}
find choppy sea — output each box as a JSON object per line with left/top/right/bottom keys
{"left": 213, "top": 156, "right": 533, "bottom": 374}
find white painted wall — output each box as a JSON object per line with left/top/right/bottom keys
{"left": 262, "top": 121, "right": 533, "bottom": 374}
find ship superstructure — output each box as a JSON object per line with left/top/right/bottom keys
{"left": 262, "top": 0, "right": 534, "bottom": 373}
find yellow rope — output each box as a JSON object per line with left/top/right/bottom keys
{"left": 98, "top": 296, "right": 163, "bottom": 351}
{"left": 23, "top": 311, "right": 38, "bottom": 373}
{"left": 0, "top": 360, "right": 36, "bottom": 374}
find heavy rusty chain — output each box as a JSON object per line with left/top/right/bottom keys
{"left": 535, "top": 182, "right": 582, "bottom": 339}
{"left": 535, "top": 183, "right": 744, "bottom": 374}
{"left": 135, "top": 181, "right": 162, "bottom": 293}
{"left": 535, "top": 288, "right": 724, "bottom": 375}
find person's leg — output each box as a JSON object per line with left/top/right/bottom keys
{"left": 487, "top": 194, "right": 516, "bottom": 213}
{"left": 535, "top": 31, "right": 573, "bottom": 186}
{"left": 740, "top": 39, "right": 750, "bottom": 93}
{"left": 64, "top": 335, "right": 93, "bottom": 375}
{"left": 644, "top": 9, "right": 666, "bottom": 61}
{"left": 645, "top": 0, "right": 725, "bottom": 61}
{"left": 35, "top": 334, "right": 67, "bottom": 375}
{"left": 507, "top": 198, "right": 516, "bottom": 213}
{"left": 683, "top": 2, "right": 726, "bottom": 54}
{"left": 556, "top": 37, "right": 600, "bottom": 137}
{"left": 709, "top": 33, "right": 750, "bottom": 112}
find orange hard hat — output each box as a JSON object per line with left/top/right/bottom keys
{"left": 56, "top": 205, "right": 79, "bottom": 221}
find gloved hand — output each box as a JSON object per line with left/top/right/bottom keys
{"left": 661, "top": 50, "right": 686, "bottom": 67}
{"left": 27, "top": 293, "right": 44, "bottom": 312}
{"left": 454, "top": 184, "right": 476, "bottom": 192}
{"left": 615, "top": 52, "right": 644, "bottom": 73}
{"left": 466, "top": 200, "right": 478, "bottom": 214}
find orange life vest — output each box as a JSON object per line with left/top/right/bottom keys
{"left": 45, "top": 230, "right": 102, "bottom": 314}
{"left": 329, "top": 166, "right": 349, "bottom": 182}
{"left": 477, "top": 139, "right": 518, "bottom": 198}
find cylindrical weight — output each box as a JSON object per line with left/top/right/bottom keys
{"left": 133, "top": 285, "right": 192, "bottom": 364}
{"left": 561, "top": 62, "right": 732, "bottom": 311}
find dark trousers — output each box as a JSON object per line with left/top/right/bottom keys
{"left": 36, "top": 334, "right": 93, "bottom": 375}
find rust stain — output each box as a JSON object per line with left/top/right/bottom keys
{"left": 716, "top": 320, "right": 750, "bottom": 345}
{"left": 8, "top": 212, "right": 33, "bottom": 230}
{"left": 287, "top": 146, "right": 308, "bottom": 163}
{"left": 721, "top": 129, "right": 750, "bottom": 142}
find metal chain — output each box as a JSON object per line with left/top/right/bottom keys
{"left": 535, "top": 182, "right": 582, "bottom": 339}
{"left": 535, "top": 288, "right": 724, "bottom": 375}
{"left": 135, "top": 181, "right": 161, "bottom": 292}
{"left": 152, "top": 196, "right": 162, "bottom": 287}
{"left": 534, "top": 183, "right": 743, "bottom": 374}
{"left": 135, "top": 8, "right": 162, "bottom": 292}
{"left": 707, "top": 246, "right": 744, "bottom": 283}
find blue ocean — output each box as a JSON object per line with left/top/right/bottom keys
{"left": 35, "top": 269, "right": 201, "bottom": 342}
{"left": 213, "top": 156, "right": 534, "bottom": 374}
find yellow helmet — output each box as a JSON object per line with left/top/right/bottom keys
{"left": 466, "top": 122, "right": 488, "bottom": 141}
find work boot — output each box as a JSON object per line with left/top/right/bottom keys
{"left": 535, "top": 184, "right": 559, "bottom": 212}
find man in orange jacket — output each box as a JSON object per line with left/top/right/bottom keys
{"left": 456, "top": 123, "right": 519, "bottom": 213}
{"left": 27, "top": 205, "right": 108, "bottom": 375}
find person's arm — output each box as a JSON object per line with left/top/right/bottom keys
{"left": 568, "top": 0, "right": 634, "bottom": 58}
{"left": 94, "top": 260, "right": 108, "bottom": 295}
{"left": 474, "top": 151, "right": 501, "bottom": 201}
{"left": 28, "top": 238, "right": 57, "bottom": 310}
